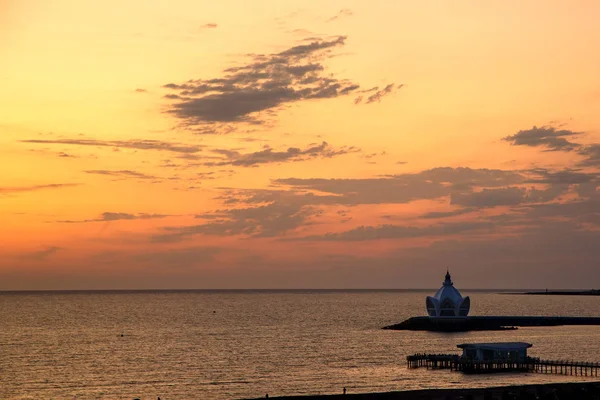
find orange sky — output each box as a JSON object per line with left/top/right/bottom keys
{"left": 1, "top": 0, "right": 599, "bottom": 289}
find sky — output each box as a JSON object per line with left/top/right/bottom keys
{"left": 1, "top": 0, "right": 600, "bottom": 290}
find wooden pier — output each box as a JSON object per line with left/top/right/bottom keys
{"left": 407, "top": 353, "right": 600, "bottom": 376}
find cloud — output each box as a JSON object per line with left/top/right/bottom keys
{"left": 199, "top": 23, "right": 218, "bottom": 30}
{"left": 134, "top": 246, "right": 222, "bottom": 267}
{"left": 134, "top": 88, "right": 147, "bottom": 93}
{"left": 153, "top": 202, "right": 320, "bottom": 242}
{"left": 503, "top": 126, "right": 582, "bottom": 151}
{"left": 21, "top": 138, "right": 203, "bottom": 155}
{"left": 578, "top": 144, "right": 600, "bottom": 167}
{"left": 21, "top": 246, "right": 61, "bottom": 261}
{"left": 291, "top": 221, "right": 493, "bottom": 241}
{"left": 420, "top": 207, "right": 476, "bottom": 219}
{"left": 203, "top": 141, "right": 359, "bottom": 167}
{"left": 525, "top": 168, "right": 598, "bottom": 184}
{"left": 163, "top": 35, "right": 394, "bottom": 128}
{"left": 354, "top": 84, "right": 403, "bottom": 104}
{"left": 59, "top": 212, "right": 171, "bottom": 223}
{"left": 85, "top": 170, "right": 157, "bottom": 179}
{"left": 503, "top": 125, "right": 600, "bottom": 167}
{"left": 450, "top": 187, "right": 529, "bottom": 207}
{"left": 0, "top": 183, "right": 80, "bottom": 195}
{"left": 517, "top": 197, "right": 600, "bottom": 227}
{"left": 450, "top": 183, "right": 572, "bottom": 208}
{"left": 270, "top": 167, "right": 525, "bottom": 205}
{"left": 326, "top": 9, "right": 353, "bottom": 22}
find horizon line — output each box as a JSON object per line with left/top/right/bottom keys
{"left": 0, "top": 288, "right": 589, "bottom": 293}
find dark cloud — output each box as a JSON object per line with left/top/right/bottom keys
{"left": 163, "top": 36, "right": 394, "bottom": 128}
{"left": 134, "top": 88, "right": 147, "bottom": 93}
{"left": 578, "top": 144, "right": 600, "bottom": 167}
{"left": 85, "top": 170, "right": 157, "bottom": 179}
{"left": 153, "top": 202, "right": 320, "bottom": 242}
{"left": 503, "top": 125, "right": 600, "bottom": 167}
{"left": 525, "top": 168, "right": 598, "bottom": 184}
{"left": 58, "top": 212, "right": 171, "bottom": 223}
{"left": 0, "top": 183, "right": 80, "bottom": 195}
{"left": 503, "top": 126, "right": 582, "bottom": 151}
{"left": 291, "top": 221, "right": 493, "bottom": 241}
{"left": 21, "top": 139, "right": 203, "bottom": 155}
{"left": 203, "top": 141, "right": 359, "bottom": 167}
{"left": 326, "top": 9, "right": 353, "bottom": 22}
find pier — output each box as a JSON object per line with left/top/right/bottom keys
{"left": 407, "top": 354, "right": 600, "bottom": 376}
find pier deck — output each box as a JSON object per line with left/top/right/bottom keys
{"left": 407, "top": 354, "right": 600, "bottom": 376}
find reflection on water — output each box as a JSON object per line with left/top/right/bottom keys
{"left": 1, "top": 290, "right": 600, "bottom": 399}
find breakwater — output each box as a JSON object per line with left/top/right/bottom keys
{"left": 383, "top": 316, "right": 600, "bottom": 332}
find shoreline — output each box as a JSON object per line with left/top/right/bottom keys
{"left": 246, "top": 381, "right": 600, "bottom": 399}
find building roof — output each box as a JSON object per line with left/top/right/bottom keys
{"left": 457, "top": 342, "right": 533, "bottom": 351}
{"left": 431, "top": 271, "right": 464, "bottom": 304}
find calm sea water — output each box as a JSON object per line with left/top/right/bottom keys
{"left": 1, "top": 290, "right": 600, "bottom": 399}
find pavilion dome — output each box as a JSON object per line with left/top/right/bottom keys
{"left": 426, "top": 270, "right": 470, "bottom": 317}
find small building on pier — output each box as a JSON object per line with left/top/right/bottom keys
{"left": 457, "top": 342, "right": 532, "bottom": 362}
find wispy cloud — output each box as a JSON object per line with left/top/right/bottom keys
{"left": 326, "top": 9, "right": 353, "bottom": 23}
{"left": 59, "top": 212, "right": 171, "bottom": 223}
{"left": 21, "top": 246, "right": 61, "bottom": 261}
{"left": 268, "top": 167, "right": 525, "bottom": 205}
{"left": 199, "top": 23, "right": 218, "bottom": 31}
{"left": 290, "top": 221, "right": 493, "bottom": 241}
{"left": 203, "top": 141, "right": 359, "bottom": 167}
{"left": 21, "top": 138, "right": 203, "bottom": 155}
{"left": 85, "top": 170, "right": 157, "bottom": 179}
{"left": 420, "top": 208, "right": 476, "bottom": 219}
{"left": 153, "top": 202, "right": 320, "bottom": 242}
{"left": 0, "top": 183, "right": 80, "bottom": 195}
{"left": 354, "top": 84, "right": 404, "bottom": 104}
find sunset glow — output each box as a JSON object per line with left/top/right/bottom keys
{"left": 2, "top": 0, "right": 600, "bottom": 289}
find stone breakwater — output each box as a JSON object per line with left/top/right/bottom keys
{"left": 382, "top": 316, "right": 600, "bottom": 332}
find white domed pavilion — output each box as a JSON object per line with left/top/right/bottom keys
{"left": 426, "top": 270, "right": 470, "bottom": 317}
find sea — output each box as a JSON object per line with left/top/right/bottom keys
{"left": 1, "top": 290, "right": 600, "bottom": 399}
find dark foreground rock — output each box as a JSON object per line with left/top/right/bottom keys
{"left": 246, "top": 381, "right": 600, "bottom": 400}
